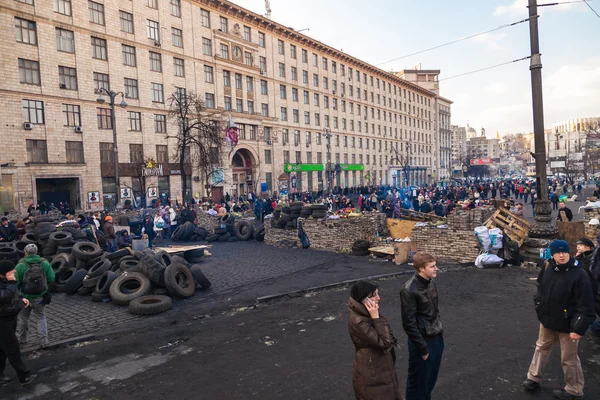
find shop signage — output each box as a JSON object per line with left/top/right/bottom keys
{"left": 147, "top": 187, "right": 158, "bottom": 198}
{"left": 170, "top": 169, "right": 181, "bottom": 175}
{"left": 142, "top": 165, "right": 163, "bottom": 177}
{"left": 339, "top": 164, "right": 364, "bottom": 171}
{"left": 470, "top": 158, "right": 493, "bottom": 165}
{"left": 284, "top": 163, "right": 324, "bottom": 172}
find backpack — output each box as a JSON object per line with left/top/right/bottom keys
{"left": 22, "top": 261, "right": 48, "bottom": 295}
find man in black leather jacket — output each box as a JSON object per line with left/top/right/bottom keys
{"left": 0, "top": 262, "right": 36, "bottom": 387}
{"left": 522, "top": 240, "right": 595, "bottom": 400}
{"left": 400, "top": 252, "right": 443, "bottom": 400}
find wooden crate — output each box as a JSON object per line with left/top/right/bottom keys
{"left": 484, "top": 208, "right": 530, "bottom": 247}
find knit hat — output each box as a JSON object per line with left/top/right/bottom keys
{"left": 576, "top": 238, "right": 595, "bottom": 249}
{"left": 105, "top": 216, "right": 113, "bottom": 222}
{"left": 24, "top": 243, "right": 38, "bottom": 255}
{"left": 549, "top": 240, "right": 570, "bottom": 256}
{"left": 0, "top": 260, "right": 16, "bottom": 275}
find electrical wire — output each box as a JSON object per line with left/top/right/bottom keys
{"left": 539, "top": 0, "right": 595, "bottom": 5}
{"left": 375, "top": 16, "right": 535, "bottom": 67}
{"left": 582, "top": 0, "right": 600, "bottom": 18}
{"left": 439, "top": 56, "right": 531, "bottom": 82}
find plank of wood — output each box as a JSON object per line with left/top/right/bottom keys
{"left": 368, "top": 246, "right": 395, "bottom": 255}
{"left": 156, "top": 245, "right": 209, "bottom": 253}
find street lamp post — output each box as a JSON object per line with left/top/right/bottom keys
{"left": 97, "top": 89, "right": 127, "bottom": 208}
{"left": 323, "top": 127, "right": 332, "bottom": 194}
{"left": 527, "top": 0, "right": 557, "bottom": 237}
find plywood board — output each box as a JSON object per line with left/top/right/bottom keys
{"left": 387, "top": 219, "right": 418, "bottom": 239}
{"left": 156, "top": 244, "right": 208, "bottom": 253}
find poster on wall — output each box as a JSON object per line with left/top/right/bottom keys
{"left": 120, "top": 188, "right": 131, "bottom": 198}
{"left": 88, "top": 191, "right": 100, "bottom": 203}
{"left": 147, "top": 187, "right": 158, "bottom": 198}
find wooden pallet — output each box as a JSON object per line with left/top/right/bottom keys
{"left": 484, "top": 208, "right": 530, "bottom": 246}
{"left": 397, "top": 208, "right": 447, "bottom": 223}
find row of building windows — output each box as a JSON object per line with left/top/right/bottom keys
{"left": 13, "top": 11, "right": 433, "bottom": 110}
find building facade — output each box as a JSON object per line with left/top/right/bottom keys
{"left": 451, "top": 125, "right": 467, "bottom": 175}
{"left": 545, "top": 117, "right": 600, "bottom": 176}
{"left": 0, "top": 0, "right": 441, "bottom": 213}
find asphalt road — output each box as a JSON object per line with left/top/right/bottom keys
{"left": 5, "top": 267, "right": 599, "bottom": 400}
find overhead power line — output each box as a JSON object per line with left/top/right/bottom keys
{"left": 439, "top": 56, "right": 532, "bottom": 82}
{"left": 375, "top": 16, "right": 535, "bottom": 67}
{"left": 582, "top": 0, "right": 600, "bottom": 18}
{"left": 539, "top": 0, "right": 595, "bottom": 6}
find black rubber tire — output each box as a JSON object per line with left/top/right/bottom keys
{"left": 109, "top": 272, "right": 152, "bottom": 306}
{"left": 106, "top": 248, "right": 131, "bottom": 261}
{"left": 56, "top": 245, "right": 73, "bottom": 254}
{"left": 72, "top": 242, "right": 102, "bottom": 261}
{"left": 171, "top": 255, "right": 192, "bottom": 269}
{"left": 220, "top": 214, "right": 235, "bottom": 225}
{"left": 184, "top": 248, "right": 204, "bottom": 259}
{"left": 154, "top": 250, "right": 173, "bottom": 267}
{"left": 164, "top": 263, "right": 196, "bottom": 298}
{"left": 119, "top": 258, "right": 139, "bottom": 271}
{"left": 235, "top": 220, "right": 254, "bottom": 241}
{"left": 95, "top": 270, "right": 117, "bottom": 295}
{"left": 280, "top": 213, "right": 291, "bottom": 223}
{"left": 49, "top": 231, "right": 73, "bottom": 246}
{"left": 77, "top": 285, "right": 94, "bottom": 296}
{"left": 183, "top": 222, "right": 195, "bottom": 240}
{"left": 218, "top": 232, "right": 231, "bottom": 242}
{"left": 0, "top": 247, "right": 19, "bottom": 261}
{"left": 91, "top": 292, "right": 110, "bottom": 303}
{"left": 128, "top": 295, "right": 172, "bottom": 316}
{"left": 255, "top": 228, "right": 265, "bottom": 242}
{"left": 63, "top": 268, "right": 87, "bottom": 294}
{"left": 351, "top": 250, "right": 370, "bottom": 256}
{"left": 75, "top": 258, "right": 88, "bottom": 270}
{"left": 282, "top": 206, "right": 291, "bottom": 214}
{"left": 137, "top": 254, "right": 166, "bottom": 286}
{"left": 194, "top": 227, "right": 208, "bottom": 236}
{"left": 134, "top": 249, "right": 155, "bottom": 261}
{"left": 50, "top": 259, "right": 69, "bottom": 277}
{"left": 206, "top": 234, "right": 219, "bottom": 242}
{"left": 87, "top": 259, "right": 111, "bottom": 279}
{"left": 190, "top": 265, "right": 212, "bottom": 290}
{"left": 214, "top": 227, "right": 227, "bottom": 235}
{"left": 22, "top": 233, "right": 37, "bottom": 244}
{"left": 312, "top": 212, "right": 327, "bottom": 219}
{"left": 34, "top": 217, "right": 55, "bottom": 224}
{"left": 171, "top": 225, "right": 185, "bottom": 241}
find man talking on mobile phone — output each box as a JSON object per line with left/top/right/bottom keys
{"left": 400, "top": 252, "right": 443, "bottom": 400}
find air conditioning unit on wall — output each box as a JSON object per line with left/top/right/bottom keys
{"left": 74, "top": 126, "right": 83, "bottom": 133}
{"left": 23, "top": 122, "right": 32, "bottom": 130}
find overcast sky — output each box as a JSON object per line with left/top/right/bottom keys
{"left": 234, "top": 0, "right": 600, "bottom": 137}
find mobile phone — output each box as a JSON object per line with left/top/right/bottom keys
{"left": 362, "top": 298, "right": 372, "bottom": 306}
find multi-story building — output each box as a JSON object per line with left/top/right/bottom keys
{"left": 0, "top": 0, "right": 440, "bottom": 213}
{"left": 545, "top": 117, "right": 600, "bottom": 176}
{"left": 467, "top": 129, "right": 500, "bottom": 160}
{"left": 397, "top": 67, "right": 453, "bottom": 181}
{"left": 451, "top": 125, "right": 467, "bottom": 175}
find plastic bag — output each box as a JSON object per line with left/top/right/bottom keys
{"left": 489, "top": 227, "right": 503, "bottom": 249}
{"left": 474, "top": 226, "right": 491, "bottom": 251}
{"left": 475, "top": 253, "right": 504, "bottom": 269}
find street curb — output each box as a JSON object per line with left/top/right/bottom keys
{"left": 256, "top": 270, "right": 415, "bottom": 304}
{"left": 23, "top": 334, "right": 96, "bottom": 355}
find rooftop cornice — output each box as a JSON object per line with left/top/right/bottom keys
{"left": 195, "top": 0, "right": 439, "bottom": 98}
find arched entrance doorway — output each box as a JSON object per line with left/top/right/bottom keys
{"left": 231, "top": 148, "right": 256, "bottom": 198}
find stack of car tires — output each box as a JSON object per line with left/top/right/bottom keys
{"left": 351, "top": 240, "right": 371, "bottom": 256}
{"left": 310, "top": 205, "right": 328, "bottom": 219}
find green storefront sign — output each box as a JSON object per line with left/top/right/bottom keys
{"left": 339, "top": 164, "right": 364, "bottom": 171}
{"left": 283, "top": 163, "right": 324, "bottom": 172}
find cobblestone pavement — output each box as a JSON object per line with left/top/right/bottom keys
{"left": 23, "top": 241, "right": 409, "bottom": 349}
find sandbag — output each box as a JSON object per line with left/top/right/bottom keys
{"left": 475, "top": 253, "right": 504, "bottom": 269}
{"left": 474, "top": 226, "right": 491, "bottom": 252}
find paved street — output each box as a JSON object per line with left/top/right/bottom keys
{"left": 4, "top": 267, "right": 599, "bottom": 399}
{"left": 22, "top": 241, "right": 413, "bottom": 349}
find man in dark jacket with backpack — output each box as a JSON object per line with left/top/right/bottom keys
{"left": 522, "top": 240, "right": 595, "bottom": 400}
{"left": 14, "top": 244, "right": 54, "bottom": 348}
{"left": 0, "top": 261, "right": 36, "bottom": 386}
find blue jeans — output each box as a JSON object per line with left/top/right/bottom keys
{"left": 107, "top": 238, "right": 118, "bottom": 253}
{"left": 406, "top": 335, "right": 444, "bottom": 400}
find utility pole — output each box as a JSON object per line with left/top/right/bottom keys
{"left": 527, "top": 0, "right": 557, "bottom": 237}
